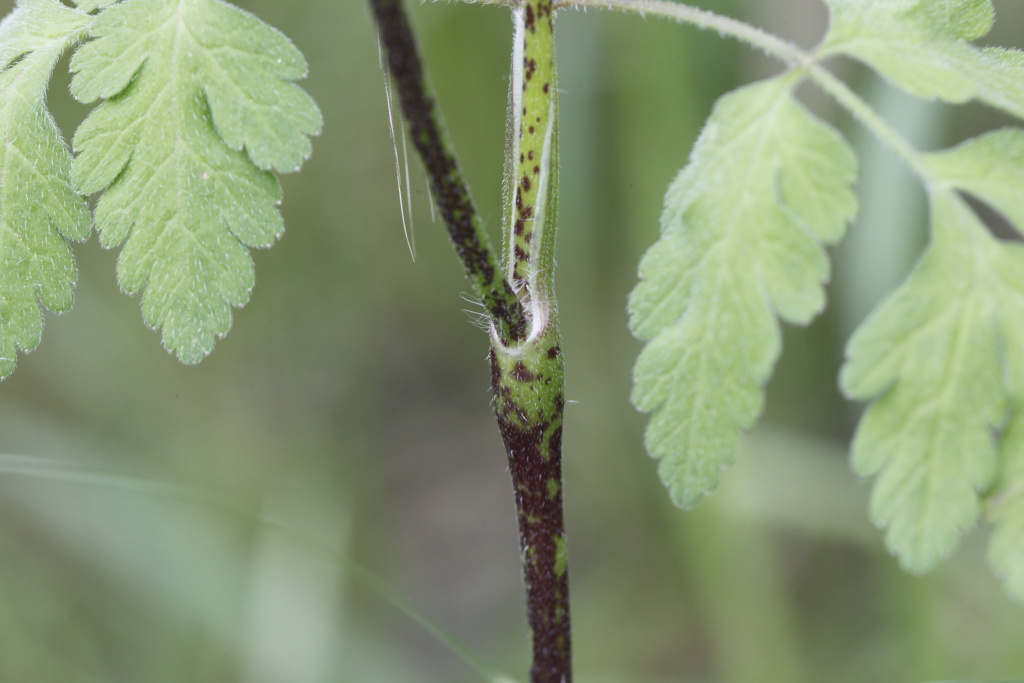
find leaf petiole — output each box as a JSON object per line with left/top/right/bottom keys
{"left": 553, "top": 0, "right": 937, "bottom": 192}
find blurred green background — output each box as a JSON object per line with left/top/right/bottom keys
{"left": 3, "top": 0, "right": 1024, "bottom": 681}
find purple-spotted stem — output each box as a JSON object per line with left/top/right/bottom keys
{"left": 491, "top": 2, "right": 571, "bottom": 682}
{"left": 369, "top": 0, "right": 570, "bottom": 680}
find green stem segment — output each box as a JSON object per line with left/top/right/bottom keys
{"left": 370, "top": 0, "right": 570, "bottom": 679}
{"left": 505, "top": 0, "right": 559, "bottom": 301}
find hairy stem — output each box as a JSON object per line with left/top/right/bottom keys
{"left": 489, "top": 329, "right": 569, "bottom": 683}
{"left": 370, "top": 1, "right": 571, "bottom": 679}
{"left": 803, "top": 64, "right": 934, "bottom": 183}
{"left": 553, "top": 0, "right": 937, "bottom": 184}
{"left": 370, "top": 0, "right": 527, "bottom": 343}
{"left": 505, "top": 0, "right": 559, "bottom": 301}
{"left": 556, "top": 0, "right": 806, "bottom": 64}
{"left": 493, "top": 2, "right": 571, "bottom": 681}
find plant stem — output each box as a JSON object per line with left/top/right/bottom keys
{"left": 553, "top": 0, "right": 937, "bottom": 185}
{"left": 505, "top": 0, "right": 559, "bottom": 301}
{"left": 488, "top": 329, "right": 569, "bottom": 683}
{"left": 491, "top": 2, "right": 571, "bottom": 681}
{"left": 370, "top": 1, "right": 571, "bottom": 679}
{"left": 803, "top": 64, "right": 935, "bottom": 183}
{"left": 553, "top": 0, "right": 806, "bottom": 65}
{"left": 369, "top": 0, "right": 527, "bottom": 344}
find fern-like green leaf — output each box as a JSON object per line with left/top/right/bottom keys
{"left": 917, "top": 130, "right": 1024, "bottom": 594}
{"left": 69, "top": 0, "right": 321, "bottom": 363}
{"left": 822, "top": 0, "right": 1024, "bottom": 120}
{"left": 629, "top": 76, "right": 857, "bottom": 508}
{"left": 840, "top": 191, "right": 1024, "bottom": 574}
{"left": 0, "top": 0, "right": 92, "bottom": 379}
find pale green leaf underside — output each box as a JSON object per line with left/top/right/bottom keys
{"left": 924, "top": 129, "right": 1024, "bottom": 239}
{"left": 73, "top": 0, "right": 119, "bottom": 13}
{"left": 921, "top": 130, "right": 1024, "bottom": 596}
{"left": 822, "top": 0, "right": 1024, "bottom": 121}
{"left": 69, "top": 0, "right": 321, "bottom": 363}
{"left": 629, "top": 76, "right": 857, "bottom": 508}
{"left": 840, "top": 191, "right": 1024, "bottom": 574}
{"left": 989, "top": 399, "right": 1024, "bottom": 602}
{"left": 0, "top": 0, "right": 91, "bottom": 379}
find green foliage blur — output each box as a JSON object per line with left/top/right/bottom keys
{"left": 2, "top": 0, "right": 1024, "bottom": 681}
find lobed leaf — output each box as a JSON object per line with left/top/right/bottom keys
{"left": 987, "top": 343, "right": 1024, "bottom": 601}
{"left": 69, "top": 0, "right": 321, "bottom": 363}
{"left": 840, "top": 191, "right": 1024, "bottom": 573}
{"left": 920, "top": 132, "right": 1024, "bottom": 598}
{"left": 821, "top": 0, "right": 1024, "bottom": 121}
{"left": 629, "top": 76, "right": 857, "bottom": 508}
{"left": 0, "top": 0, "right": 92, "bottom": 379}
{"left": 923, "top": 129, "right": 1024, "bottom": 239}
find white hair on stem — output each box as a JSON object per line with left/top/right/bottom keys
{"left": 379, "top": 37, "right": 417, "bottom": 262}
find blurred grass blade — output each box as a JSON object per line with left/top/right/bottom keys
{"left": 0, "top": 453, "right": 515, "bottom": 683}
